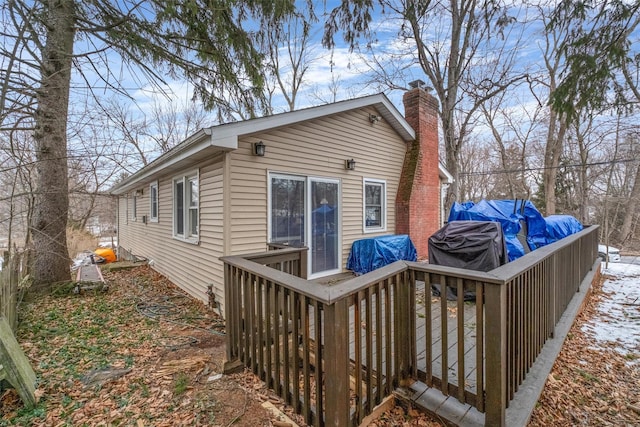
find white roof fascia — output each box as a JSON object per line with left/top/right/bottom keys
{"left": 210, "top": 93, "right": 415, "bottom": 143}
{"left": 439, "top": 163, "right": 454, "bottom": 183}
{"left": 111, "top": 128, "right": 234, "bottom": 195}
{"left": 112, "top": 93, "right": 416, "bottom": 195}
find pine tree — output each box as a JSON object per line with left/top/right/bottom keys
{"left": 3, "top": 0, "right": 296, "bottom": 288}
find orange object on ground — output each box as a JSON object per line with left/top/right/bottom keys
{"left": 94, "top": 247, "right": 116, "bottom": 263}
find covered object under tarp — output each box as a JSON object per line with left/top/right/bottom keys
{"left": 428, "top": 221, "right": 508, "bottom": 271}
{"left": 428, "top": 221, "right": 508, "bottom": 300}
{"left": 347, "top": 234, "right": 417, "bottom": 275}
{"left": 447, "top": 199, "right": 583, "bottom": 261}
{"left": 544, "top": 215, "right": 583, "bottom": 244}
{"left": 448, "top": 199, "right": 543, "bottom": 260}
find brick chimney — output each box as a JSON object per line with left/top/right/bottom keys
{"left": 396, "top": 80, "right": 441, "bottom": 258}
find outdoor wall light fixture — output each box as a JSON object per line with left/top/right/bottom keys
{"left": 345, "top": 159, "right": 356, "bottom": 170}
{"left": 253, "top": 141, "right": 266, "bottom": 156}
{"left": 368, "top": 114, "right": 380, "bottom": 124}
{"left": 134, "top": 189, "right": 143, "bottom": 196}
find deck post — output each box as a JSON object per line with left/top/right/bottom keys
{"left": 396, "top": 270, "right": 416, "bottom": 383}
{"left": 223, "top": 263, "right": 243, "bottom": 373}
{"left": 323, "top": 299, "right": 351, "bottom": 426}
{"left": 484, "top": 281, "right": 507, "bottom": 426}
{"left": 299, "top": 247, "right": 308, "bottom": 279}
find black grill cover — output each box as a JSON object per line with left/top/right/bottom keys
{"left": 428, "top": 220, "right": 508, "bottom": 271}
{"left": 429, "top": 221, "right": 508, "bottom": 300}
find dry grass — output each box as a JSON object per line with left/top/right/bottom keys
{"left": 66, "top": 228, "right": 98, "bottom": 259}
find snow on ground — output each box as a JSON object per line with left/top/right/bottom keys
{"left": 98, "top": 237, "right": 117, "bottom": 247}
{"left": 582, "top": 263, "right": 640, "bottom": 359}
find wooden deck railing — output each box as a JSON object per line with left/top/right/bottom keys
{"left": 221, "top": 225, "right": 599, "bottom": 426}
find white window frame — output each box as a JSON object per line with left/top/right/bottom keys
{"left": 172, "top": 170, "right": 199, "bottom": 243}
{"left": 267, "top": 172, "right": 342, "bottom": 279}
{"left": 307, "top": 176, "right": 342, "bottom": 279}
{"left": 267, "top": 172, "right": 307, "bottom": 246}
{"left": 149, "top": 181, "right": 159, "bottom": 222}
{"left": 363, "top": 178, "right": 387, "bottom": 233}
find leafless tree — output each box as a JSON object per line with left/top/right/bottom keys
{"left": 561, "top": 111, "right": 617, "bottom": 223}
{"left": 1, "top": 0, "right": 298, "bottom": 288}
{"left": 265, "top": 10, "right": 318, "bottom": 112}
{"left": 0, "top": 128, "right": 36, "bottom": 251}
{"left": 324, "top": 0, "right": 528, "bottom": 212}
{"left": 527, "top": 5, "right": 573, "bottom": 215}
{"left": 457, "top": 139, "right": 493, "bottom": 201}
{"left": 478, "top": 88, "right": 541, "bottom": 201}
{"left": 616, "top": 50, "right": 640, "bottom": 245}
{"left": 617, "top": 132, "right": 640, "bottom": 245}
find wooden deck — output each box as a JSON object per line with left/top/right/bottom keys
{"left": 222, "top": 226, "right": 600, "bottom": 426}
{"left": 315, "top": 273, "right": 480, "bottom": 397}
{"left": 414, "top": 282, "right": 479, "bottom": 393}
{"left": 313, "top": 272, "right": 484, "bottom": 394}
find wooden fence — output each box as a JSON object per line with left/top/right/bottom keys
{"left": 0, "top": 251, "right": 27, "bottom": 332}
{"left": 221, "top": 225, "right": 599, "bottom": 426}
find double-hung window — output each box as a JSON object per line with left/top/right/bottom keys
{"left": 149, "top": 181, "right": 159, "bottom": 222}
{"left": 173, "top": 171, "right": 199, "bottom": 242}
{"left": 363, "top": 179, "right": 386, "bottom": 232}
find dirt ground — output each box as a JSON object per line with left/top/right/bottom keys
{"left": 1, "top": 264, "right": 638, "bottom": 426}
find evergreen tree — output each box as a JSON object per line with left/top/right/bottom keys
{"left": 1, "top": 0, "right": 297, "bottom": 288}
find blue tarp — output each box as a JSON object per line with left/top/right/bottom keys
{"left": 448, "top": 199, "right": 582, "bottom": 261}
{"left": 347, "top": 234, "right": 417, "bottom": 275}
{"left": 448, "top": 200, "right": 528, "bottom": 261}
{"left": 544, "top": 215, "right": 583, "bottom": 244}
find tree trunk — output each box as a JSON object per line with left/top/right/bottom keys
{"left": 444, "top": 134, "right": 460, "bottom": 214}
{"left": 442, "top": 107, "right": 460, "bottom": 214}
{"left": 619, "top": 161, "right": 640, "bottom": 244}
{"left": 576, "top": 124, "right": 590, "bottom": 224}
{"left": 30, "top": 0, "right": 76, "bottom": 287}
{"left": 543, "top": 111, "right": 567, "bottom": 215}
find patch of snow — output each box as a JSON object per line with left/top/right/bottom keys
{"left": 582, "top": 263, "right": 640, "bottom": 362}
{"left": 602, "top": 263, "right": 640, "bottom": 278}
{"left": 98, "top": 238, "right": 117, "bottom": 248}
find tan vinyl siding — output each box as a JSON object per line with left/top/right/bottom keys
{"left": 117, "top": 195, "right": 128, "bottom": 242}
{"left": 117, "top": 154, "right": 226, "bottom": 314}
{"left": 229, "top": 106, "right": 407, "bottom": 270}
{"left": 118, "top": 104, "right": 410, "bottom": 314}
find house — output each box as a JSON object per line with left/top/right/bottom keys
{"left": 111, "top": 84, "right": 452, "bottom": 314}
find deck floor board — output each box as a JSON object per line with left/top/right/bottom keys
{"left": 343, "top": 280, "right": 481, "bottom": 397}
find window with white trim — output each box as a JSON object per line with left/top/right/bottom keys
{"left": 363, "top": 179, "right": 386, "bottom": 232}
{"left": 149, "top": 181, "right": 159, "bottom": 222}
{"left": 173, "top": 171, "right": 199, "bottom": 241}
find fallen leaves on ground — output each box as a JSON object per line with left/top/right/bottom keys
{"left": 529, "top": 273, "right": 640, "bottom": 426}
{"left": 0, "top": 265, "right": 278, "bottom": 426}
{"left": 2, "top": 264, "right": 638, "bottom": 426}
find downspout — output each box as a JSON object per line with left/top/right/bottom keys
{"left": 116, "top": 196, "right": 120, "bottom": 258}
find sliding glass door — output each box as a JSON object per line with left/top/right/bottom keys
{"left": 310, "top": 178, "right": 339, "bottom": 275}
{"left": 270, "top": 175, "right": 305, "bottom": 247}
{"left": 269, "top": 174, "right": 340, "bottom": 277}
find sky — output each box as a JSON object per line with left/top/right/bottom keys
{"left": 114, "top": 2, "right": 561, "bottom": 125}
{"left": 61, "top": 0, "right": 639, "bottom": 183}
